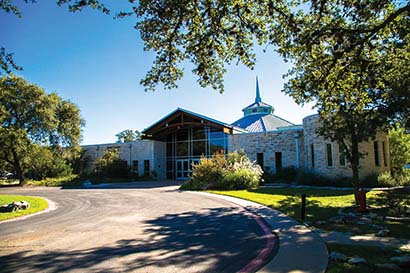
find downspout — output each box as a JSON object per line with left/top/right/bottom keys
{"left": 294, "top": 133, "right": 300, "bottom": 168}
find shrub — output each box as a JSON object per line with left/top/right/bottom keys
{"left": 295, "top": 168, "right": 327, "bottom": 186}
{"left": 95, "top": 149, "right": 129, "bottom": 178}
{"left": 220, "top": 168, "right": 260, "bottom": 190}
{"left": 26, "top": 146, "right": 73, "bottom": 180}
{"left": 25, "top": 174, "right": 82, "bottom": 187}
{"left": 378, "top": 171, "right": 410, "bottom": 187}
{"left": 182, "top": 151, "right": 262, "bottom": 190}
{"left": 278, "top": 167, "right": 298, "bottom": 182}
{"left": 187, "top": 156, "right": 223, "bottom": 190}
{"left": 360, "top": 173, "right": 379, "bottom": 187}
{"left": 389, "top": 126, "right": 410, "bottom": 177}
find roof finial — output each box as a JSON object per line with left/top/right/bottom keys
{"left": 255, "top": 76, "right": 261, "bottom": 103}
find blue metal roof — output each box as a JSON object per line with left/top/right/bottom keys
{"left": 231, "top": 113, "right": 294, "bottom": 132}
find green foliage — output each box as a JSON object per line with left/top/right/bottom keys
{"left": 0, "top": 194, "right": 48, "bottom": 221}
{"left": 115, "top": 129, "right": 142, "bottom": 143}
{"left": 182, "top": 151, "right": 262, "bottom": 190}
{"left": 389, "top": 126, "right": 410, "bottom": 176}
{"left": 0, "top": 75, "right": 83, "bottom": 184}
{"left": 24, "top": 145, "right": 72, "bottom": 180}
{"left": 279, "top": 1, "right": 409, "bottom": 186}
{"left": 66, "top": 147, "right": 92, "bottom": 175}
{"left": 378, "top": 171, "right": 410, "bottom": 187}
{"left": 95, "top": 149, "right": 129, "bottom": 178}
{"left": 25, "top": 174, "right": 82, "bottom": 187}
{"left": 263, "top": 166, "right": 298, "bottom": 183}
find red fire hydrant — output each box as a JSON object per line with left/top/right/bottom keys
{"left": 356, "top": 188, "right": 368, "bottom": 212}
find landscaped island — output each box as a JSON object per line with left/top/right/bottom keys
{"left": 0, "top": 195, "right": 48, "bottom": 221}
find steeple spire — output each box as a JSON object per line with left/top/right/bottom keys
{"left": 255, "top": 76, "right": 261, "bottom": 103}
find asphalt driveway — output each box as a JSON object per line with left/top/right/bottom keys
{"left": 0, "top": 182, "right": 269, "bottom": 273}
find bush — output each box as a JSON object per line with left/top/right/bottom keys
{"left": 26, "top": 146, "right": 73, "bottom": 180}
{"left": 378, "top": 171, "right": 410, "bottom": 187}
{"left": 389, "top": 126, "right": 410, "bottom": 177}
{"left": 95, "top": 149, "right": 129, "bottom": 178}
{"left": 264, "top": 166, "right": 298, "bottom": 183}
{"left": 360, "top": 173, "right": 379, "bottom": 187}
{"left": 295, "top": 168, "right": 327, "bottom": 186}
{"left": 182, "top": 151, "right": 262, "bottom": 190}
{"left": 25, "top": 174, "right": 82, "bottom": 187}
{"left": 221, "top": 168, "right": 260, "bottom": 190}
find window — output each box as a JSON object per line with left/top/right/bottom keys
{"left": 257, "top": 153, "right": 264, "bottom": 170}
{"left": 275, "top": 152, "right": 282, "bottom": 172}
{"left": 310, "top": 144, "right": 315, "bottom": 168}
{"left": 382, "top": 141, "right": 387, "bottom": 167}
{"left": 374, "top": 141, "right": 380, "bottom": 166}
{"left": 339, "top": 145, "right": 346, "bottom": 167}
{"left": 132, "top": 160, "right": 139, "bottom": 174}
{"left": 326, "top": 143, "right": 333, "bottom": 167}
{"left": 144, "top": 160, "right": 150, "bottom": 176}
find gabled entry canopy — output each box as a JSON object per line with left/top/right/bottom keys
{"left": 142, "top": 108, "right": 245, "bottom": 140}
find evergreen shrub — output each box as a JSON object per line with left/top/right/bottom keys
{"left": 181, "top": 151, "right": 262, "bottom": 190}
{"left": 95, "top": 149, "right": 129, "bottom": 178}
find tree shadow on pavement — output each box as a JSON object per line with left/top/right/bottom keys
{"left": 0, "top": 207, "right": 269, "bottom": 273}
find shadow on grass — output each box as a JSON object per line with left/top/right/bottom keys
{"left": 250, "top": 187, "right": 354, "bottom": 197}
{"left": 0, "top": 207, "right": 270, "bottom": 273}
{"left": 272, "top": 196, "right": 336, "bottom": 221}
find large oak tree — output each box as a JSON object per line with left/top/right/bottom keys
{"left": 0, "top": 75, "right": 83, "bottom": 184}
{"left": 2, "top": 0, "right": 409, "bottom": 185}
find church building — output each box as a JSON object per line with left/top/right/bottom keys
{"left": 83, "top": 79, "right": 390, "bottom": 181}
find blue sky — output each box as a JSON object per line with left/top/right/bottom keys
{"left": 1, "top": 1, "right": 316, "bottom": 145}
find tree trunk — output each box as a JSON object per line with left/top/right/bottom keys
{"left": 350, "top": 133, "right": 360, "bottom": 204}
{"left": 12, "top": 150, "right": 25, "bottom": 185}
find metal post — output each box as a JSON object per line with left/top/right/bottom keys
{"left": 301, "top": 193, "right": 306, "bottom": 222}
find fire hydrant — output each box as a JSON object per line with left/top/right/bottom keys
{"left": 356, "top": 188, "right": 368, "bottom": 212}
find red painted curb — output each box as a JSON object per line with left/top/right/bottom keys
{"left": 238, "top": 208, "right": 277, "bottom": 273}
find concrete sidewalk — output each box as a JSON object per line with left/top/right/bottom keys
{"left": 315, "top": 229, "right": 410, "bottom": 250}
{"left": 194, "top": 192, "right": 328, "bottom": 273}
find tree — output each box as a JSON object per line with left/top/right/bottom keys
{"left": 95, "top": 148, "right": 129, "bottom": 178}
{"left": 0, "top": 75, "right": 83, "bottom": 184}
{"left": 2, "top": 0, "right": 409, "bottom": 185}
{"left": 26, "top": 145, "right": 73, "bottom": 180}
{"left": 276, "top": 0, "right": 409, "bottom": 186}
{"left": 389, "top": 126, "right": 410, "bottom": 177}
{"left": 115, "top": 129, "right": 142, "bottom": 143}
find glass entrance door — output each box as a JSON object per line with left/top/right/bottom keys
{"left": 176, "top": 160, "right": 190, "bottom": 180}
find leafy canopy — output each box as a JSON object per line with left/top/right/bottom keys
{"left": 115, "top": 129, "right": 142, "bottom": 143}
{"left": 0, "top": 75, "right": 84, "bottom": 183}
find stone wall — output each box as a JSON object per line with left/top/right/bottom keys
{"left": 302, "top": 114, "right": 390, "bottom": 179}
{"left": 82, "top": 140, "right": 163, "bottom": 178}
{"left": 228, "top": 128, "right": 305, "bottom": 174}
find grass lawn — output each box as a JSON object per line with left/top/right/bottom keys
{"left": 0, "top": 195, "right": 49, "bottom": 221}
{"left": 208, "top": 188, "right": 410, "bottom": 239}
{"left": 327, "top": 243, "right": 410, "bottom": 273}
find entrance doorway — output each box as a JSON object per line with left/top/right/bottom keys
{"left": 176, "top": 159, "right": 200, "bottom": 180}
{"left": 176, "top": 160, "right": 189, "bottom": 180}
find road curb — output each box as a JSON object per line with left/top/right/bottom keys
{"left": 0, "top": 197, "right": 57, "bottom": 224}
{"left": 191, "top": 191, "right": 328, "bottom": 273}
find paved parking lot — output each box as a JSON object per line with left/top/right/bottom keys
{"left": 0, "top": 182, "right": 269, "bottom": 273}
